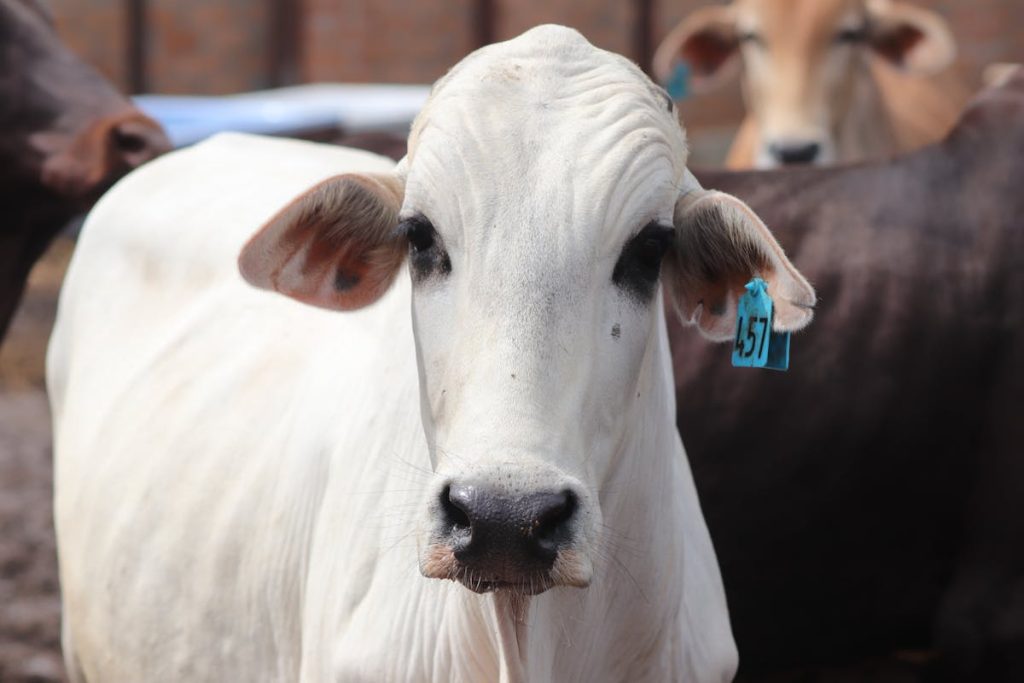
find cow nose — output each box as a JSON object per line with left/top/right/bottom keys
{"left": 769, "top": 141, "right": 821, "bottom": 165}
{"left": 441, "top": 484, "right": 577, "bottom": 571}
{"left": 107, "top": 115, "right": 171, "bottom": 169}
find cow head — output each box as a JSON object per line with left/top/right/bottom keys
{"left": 654, "top": 0, "right": 956, "bottom": 167}
{"left": 240, "top": 26, "right": 814, "bottom": 596}
{"left": 0, "top": 0, "right": 170, "bottom": 340}
{"left": 0, "top": 0, "right": 169, "bottom": 202}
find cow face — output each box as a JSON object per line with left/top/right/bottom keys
{"left": 240, "top": 26, "right": 814, "bottom": 596}
{"left": 0, "top": 0, "right": 169, "bottom": 201}
{"left": 654, "top": 0, "right": 956, "bottom": 167}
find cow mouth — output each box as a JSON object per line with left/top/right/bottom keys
{"left": 421, "top": 543, "right": 590, "bottom": 594}
{"left": 455, "top": 574, "right": 554, "bottom": 595}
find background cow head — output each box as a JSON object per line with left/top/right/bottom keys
{"left": 240, "top": 26, "right": 813, "bottom": 597}
{"left": 0, "top": 0, "right": 168, "bottom": 200}
{"left": 0, "top": 0, "right": 169, "bottom": 339}
{"left": 654, "top": 0, "right": 956, "bottom": 167}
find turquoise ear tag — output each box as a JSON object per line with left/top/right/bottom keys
{"left": 666, "top": 62, "right": 691, "bottom": 101}
{"left": 731, "top": 278, "right": 791, "bottom": 371}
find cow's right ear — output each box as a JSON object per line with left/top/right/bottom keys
{"left": 238, "top": 173, "right": 406, "bottom": 311}
{"left": 653, "top": 5, "right": 740, "bottom": 94}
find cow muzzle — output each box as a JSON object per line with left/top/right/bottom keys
{"left": 766, "top": 138, "right": 822, "bottom": 166}
{"left": 37, "top": 111, "right": 170, "bottom": 200}
{"left": 421, "top": 481, "right": 591, "bottom": 594}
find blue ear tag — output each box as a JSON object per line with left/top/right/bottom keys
{"left": 666, "top": 62, "right": 691, "bottom": 101}
{"left": 731, "top": 278, "right": 791, "bottom": 371}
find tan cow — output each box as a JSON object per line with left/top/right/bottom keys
{"left": 654, "top": 0, "right": 969, "bottom": 168}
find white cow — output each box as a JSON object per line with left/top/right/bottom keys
{"left": 49, "top": 26, "right": 814, "bottom": 682}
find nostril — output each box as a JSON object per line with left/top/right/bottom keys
{"left": 440, "top": 484, "right": 471, "bottom": 532}
{"left": 112, "top": 127, "right": 148, "bottom": 155}
{"left": 532, "top": 490, "right": 576, "bottom": 555}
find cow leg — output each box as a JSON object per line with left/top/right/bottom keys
{"left": 0, "top": 192, "right": 71, "bottom": 341}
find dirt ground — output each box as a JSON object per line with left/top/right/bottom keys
{"left": 0, "top": 238, "right": 72, "bottom": 682}
{"left": 0, "top": 238, "right": 924, "bottom": 683}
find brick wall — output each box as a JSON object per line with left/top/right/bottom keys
{"left": 146, "top": 0, "right": 271, "bottom": 93}
{"left": 50, "top": 0, "right": 1024, "bottom": 131}
{"left": 50, "top": 0, "right": 127, "bottom": 89}
{"left": 302, "top": 0, "right": 475, "bottom": 83}
{"left": 494, "top": 0, "right": 634, "bottom": 57}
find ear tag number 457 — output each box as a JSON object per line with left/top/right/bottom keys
{"left": 731, "top": 278, "right": 791, "bottom": 371}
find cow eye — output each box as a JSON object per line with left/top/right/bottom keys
{"left": 404, "top": 217, "right": 436, "bottom": 253}
{"left": 835, "top": 26, "right": 866, "bottom": 44}
{"left": 399, "top": 215, "right": 451, "bottom": 281}
{"left": 739, "top": 31, "right": 763, "bottom": 46}
{"left": 612, "top": 222, "right": 675, "bottom": 302}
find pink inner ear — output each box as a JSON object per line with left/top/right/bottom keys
{"left": 238, "top": 173, "right": 406, "bottom": 312}
{"left": 667, "top": 191, "right": 815, "bottom": 342}
{"left": 873, "top": 24, "right": 924, "bottom": 65}
{"left": 683, "top": 30, "right": 737, "bottom": 77}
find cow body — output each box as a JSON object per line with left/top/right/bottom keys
{"left": 679, "top": 73, "right": 1024, "bottom": 680}
{"left": 655, "top": 0, "right": 969, "bottom": 168}
{"left": 50, "top": 132, "right": 730, "bottom": 683}
{"left": 0, "top": 0, "right": 168, "bottom": 339}
{"left": 50, "top": 27, "right": 817, "bottom": 682}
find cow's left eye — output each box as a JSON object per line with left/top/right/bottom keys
{"left": 613, "top": 222, "right": 675, "bottom": 301}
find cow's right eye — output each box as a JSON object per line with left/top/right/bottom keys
{"left": 405, "top": 218, "right": 436, "bottom": 253}
{"left": 399, "top": 215, "right": 451, "bottom": 281}
{"left": 835, "top": 26, "right": 867, "bottom": 44}
{"left": 739, "top": 31, "right": 763, "bottom": 46}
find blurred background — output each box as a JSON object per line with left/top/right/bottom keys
{"left": 0, "top": 1, "right": 1022, "bottom": 681}
{"left": 49, "top": 0, "right": 1024, "bottom": 161}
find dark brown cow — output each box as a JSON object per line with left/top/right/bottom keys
{"left": 677, "top": 70, "right": 1024, "bottom": 681}
{"left": 0, "top": 0, "right": 168, "bottom": 339}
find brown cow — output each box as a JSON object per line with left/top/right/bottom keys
{"left": 0, "top": 0, "right": 168, "bottom": 340}
{"left": 654, "top": 0, "right": 969, "bottom": 168}
{"left": 676, "top": 69, "right": 1024, "bottom": 680}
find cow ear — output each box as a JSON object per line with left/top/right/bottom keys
{"left": 866, "top": 0, "right": 956, "bottom": 74}
{"left": 653, "top": 5, "right": 740, "bottom": 94}
{"left": 664, "top": 172, "right": 815, "bottom": 341}
{"left": 238, "top": 173, "right": 406, "bottom": 311}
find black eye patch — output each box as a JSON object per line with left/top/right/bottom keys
{"left": 612, "top": 222, "right": 675, "bottom": 302}
{"left": 397, "top": 214, "right": 451, "bottom": 281}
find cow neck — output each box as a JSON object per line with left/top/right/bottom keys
{"left": 491, "top": 592, "right": 530, "bottom": 683}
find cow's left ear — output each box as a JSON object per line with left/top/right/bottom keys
{"left": 866, "top": 0, "right": 956, "bottom": 74}
{"left": 664, "top": 171, "right": 815, "bottom": 341}
{"left": 239, "top": 173, "right": 406, "bottom": 311}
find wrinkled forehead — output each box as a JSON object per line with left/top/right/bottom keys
{"left": 736, "top": 0, "right": 867, "bottom": 40}
{"left": 402, "top": 27, "right": 687, "bottom": 245}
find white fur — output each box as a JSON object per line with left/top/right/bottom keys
{"left": 49, "top": 27, "right": 739, "bottom": 682}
